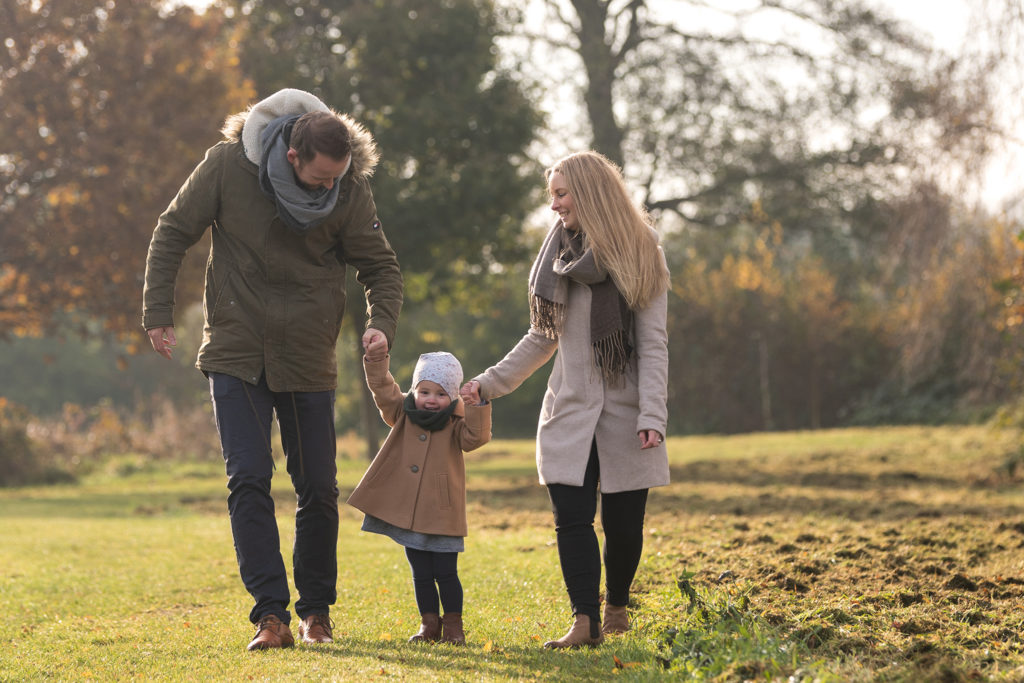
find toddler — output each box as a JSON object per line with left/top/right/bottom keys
{"left": 348, "top": 348, "right": 491, "bottom": 644}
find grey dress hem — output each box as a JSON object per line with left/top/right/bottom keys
{"left": 361, "top": 514, "right": 465, "bottom": 553}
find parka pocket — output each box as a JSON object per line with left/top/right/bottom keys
{"left": 436, "top": 474, "right": 451, "bottom": 510}
{"left": 204, "top": 261, "right": 237, "bottom": 326}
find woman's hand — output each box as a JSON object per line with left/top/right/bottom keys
{"left": 460, "top": 380, "right": 482, "bottom": 405}
{"left": 638, "top": 430, "right": 663, "bottom": 449}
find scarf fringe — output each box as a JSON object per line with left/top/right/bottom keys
{"left": 593, "top": 330, "right": 631, "bottom": 383}
{"left": 530, "top": 295, "right": 566, "bottom": 340}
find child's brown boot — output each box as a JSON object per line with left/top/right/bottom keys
{"left": 408, "top": 613, "right": 441, "bottom": 643}
{"left": 440, "top": 612, "right": 465, "bottom": 645}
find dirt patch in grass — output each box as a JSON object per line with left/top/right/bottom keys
{"left": 622, "top": 428, "right": 1024, "bottom": 680}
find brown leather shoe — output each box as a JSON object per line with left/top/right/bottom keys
{"left": 440, "top": 612, "right": 465, "bottom": 645}
{"left": 298, "top": 614, "right": 334, "bottom": 644}
{"left": 247, "top": 614, "right": 295, "bottom": 651}
{"left": 543, "top": 613, "right": 604, "bottom": 649}
{"left": 408, "top": 613, "right": 441, "bottom": 643}
{"left": 602, "top": 603, "right": 629, "bottom": 635}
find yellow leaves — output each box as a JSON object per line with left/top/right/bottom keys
{"left": 729, "top": 255, "right": 767, "bottom": 293}
{"left": 45, "top": 184, "right": 88, "bottom": 208}
{"left": 612, "top": 654, "right": 640, "bottom": 671}
{"left": 69, "top": 245, "right": 79, "bottom": 256}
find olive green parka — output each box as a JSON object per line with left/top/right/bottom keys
{"left": 142, "top": 97, "right": 403, "bottom": 391}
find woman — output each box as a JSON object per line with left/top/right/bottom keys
{"left": 462, "top": 151, "right": 670, "bottom": 648}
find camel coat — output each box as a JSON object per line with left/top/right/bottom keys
{"left": 347, "top": 356, "right": 492, "bottom": 536}
{"left": 474, "top": 250, "right": 669, "bottom": 494}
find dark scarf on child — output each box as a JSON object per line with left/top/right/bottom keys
{"left": 403, "top": 392, "right": 458, "bottom": 431}
{"left": 529, "top": 221, "right": 633, "bottom": 382}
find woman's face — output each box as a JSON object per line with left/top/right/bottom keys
{"left": 548, "top": 171, "right": 578, "bottom": 231}
{"left": 414, "top": 380, "right": 452, "bottom": 411}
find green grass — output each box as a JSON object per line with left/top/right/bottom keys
{"left": 4, "top": 425, "right": 1024, "bottom": 680}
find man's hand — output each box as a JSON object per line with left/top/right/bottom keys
{"left": 362, "top": 327, "right": 388, "bottom": 361}
{"left": 147, "top": 326, "right": 177, "bottom": 360}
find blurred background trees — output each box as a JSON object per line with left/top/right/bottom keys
{"left": 2, "top": 0, "right": 1023, "bottom": 465}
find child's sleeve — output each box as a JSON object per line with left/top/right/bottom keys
{"left": 363, "top": 355, "right": 405, "bottom": 427}
{"left": 455, "top": 401, "right": 492, "bottom": 452}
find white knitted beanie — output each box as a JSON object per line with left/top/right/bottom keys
{"left": 410, "top": 352, "right": 463, "bottom": 400}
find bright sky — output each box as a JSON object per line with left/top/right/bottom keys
{"left": 179, "top": 0, "right": 1018, "bottom": 210}
{"left": 875, "top": 0, "right": 1021, "bottom": 210}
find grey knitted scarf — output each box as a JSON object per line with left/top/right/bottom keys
{"left": 529, "top": 222, "right": 633, "bottom": 381}
{"left": 258, "top": 114, "right": 341, "bottom": 234}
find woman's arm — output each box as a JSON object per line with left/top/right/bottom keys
{"left": 471, "top": 327, "right": 558, "bottom": 401}
{"left": 635, "top": 251, "right": 670, "bottom": 440}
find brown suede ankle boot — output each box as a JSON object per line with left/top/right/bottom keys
{"left": 440, "top": 613, "right": 465, "bottom": 645}
{"left": 542, "top": 613, "right": 605, "bottom": 649}
{"left": 602, "top": 603, "right": 629, "bottom": 635}
{"left": 408, "top": 613, "right": 441, "bottom": 643}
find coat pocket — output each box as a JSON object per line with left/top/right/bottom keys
{"left": 204, "top": 262, "right": 237, "bottom": 326}
{"left": 436, "top": 474, "right": 451, "bottom": 510}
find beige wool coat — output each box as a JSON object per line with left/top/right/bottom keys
{"left": 474, "top": 250, "right": 670, "bottom": 494}
{"left": 347, "top": 356, "right": 492, "bottom": 536}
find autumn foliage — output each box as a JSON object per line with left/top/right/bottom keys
{"left": 0, "top": 0, "right": 254, "bottom": 342}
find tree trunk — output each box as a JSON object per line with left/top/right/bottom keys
{"left": 755, "top": 331, "right": 774, "bottom": 431}
{"left": 570, "top": 0, "right": 626, "bottom": 167}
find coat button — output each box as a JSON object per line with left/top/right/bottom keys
{"left": 410, "top": 465, "right": 419, "bottom": 473}
{"left": 418, "top": 434, "right": 427, "bottom": 441}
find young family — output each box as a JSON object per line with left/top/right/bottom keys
{"left": 142, "top": 89, "right": 670, "bottom": 652}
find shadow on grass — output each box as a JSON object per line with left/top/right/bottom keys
{"left": 3, "top": 449, "right": 1018, "bottom": 526}
{"left": 291, "top": 637, "right": 622, "bottom": 680}
{"left": 646, "top": 489, "right": 1024, "bottom": 521}
{"left": 668, "top": 459, "right": 969, "bottom": 490}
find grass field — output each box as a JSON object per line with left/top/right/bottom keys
{"left": 4, "top": 425, "right": 1024, "bottom": 681}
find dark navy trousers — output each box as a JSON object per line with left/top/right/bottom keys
{"left": 208, "top": 371, "right": 339, "bottom": 625}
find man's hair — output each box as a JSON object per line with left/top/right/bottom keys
{"left": 290, "top": 111, "right": 351, "bottom": 163}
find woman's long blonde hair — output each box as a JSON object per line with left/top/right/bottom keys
{"left": 546, "top": 151, "right": 670, "bottom": 310}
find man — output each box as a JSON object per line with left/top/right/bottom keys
{"left": 142, "top": 89, "right": 403, "bottom": 651}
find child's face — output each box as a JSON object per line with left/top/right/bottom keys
{"left": 414, "top": 380, "right": 452, "bottom": 412}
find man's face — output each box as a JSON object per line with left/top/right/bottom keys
{"left": 287, "top": 149, "right": 351, "bottom": 191}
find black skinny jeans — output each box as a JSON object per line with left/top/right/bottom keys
{"left": 546, "top": 440, "right": 649, "bottom": 622}
{"left": 209, "top": 371, "right": 340, "bottom": 625}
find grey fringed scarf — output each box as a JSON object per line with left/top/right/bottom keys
{"left": 258, "top": 114, "right": 342, "bottom": 234}
{"left": 529, "top": 222, "right": 633, "bottom": 381}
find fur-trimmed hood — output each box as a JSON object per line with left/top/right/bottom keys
{"left": 221, "top": 88, "right": 379, "bottom": 180}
